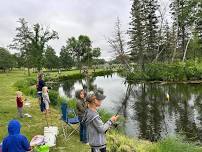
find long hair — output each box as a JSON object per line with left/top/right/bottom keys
{"left": 75, "top": 89, "right": 84, "bottom": 100}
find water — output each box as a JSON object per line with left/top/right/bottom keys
{"left": 57, "top": 73, "right": 202, "bottom": 142}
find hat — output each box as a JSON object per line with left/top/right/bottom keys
{"left": 86, "top": 91, "right": 96, "bottom": 102}
{"left": 86, "top": 91, "right": 106, "bottom": 102}
{"left": 95, "top": 91, "right": 106, "bottom": 100}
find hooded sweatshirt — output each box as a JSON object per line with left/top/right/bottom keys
{"left": 82, "top": 108, "right": 113, "bottom": 148}
{"left": 2, "top": 120, "right": 30, "bottom": 152}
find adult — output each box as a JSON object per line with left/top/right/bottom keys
{"left": 36, "top": 73, "right": 46, "bottom": 112}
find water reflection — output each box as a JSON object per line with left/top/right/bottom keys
{"left": 58, "top": 74, "right": 202, "bottom": 143}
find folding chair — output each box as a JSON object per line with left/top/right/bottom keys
{"left": 61, "top": 102, "right": 80, "bottom": 140}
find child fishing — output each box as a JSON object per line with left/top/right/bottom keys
{"left": 83, "top": 91, "right": 119, "bottom": 152}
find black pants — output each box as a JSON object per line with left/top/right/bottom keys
{"left": 91, "top": 147, "right": 106, "bottom": 152}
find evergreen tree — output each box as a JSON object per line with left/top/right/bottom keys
{"left": 128, "top": 0, "right": 145, "bottom": 70}
{"left": 144, "top": 0, "right": 159, "bottom": 61}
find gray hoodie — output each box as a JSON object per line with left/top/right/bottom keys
{"left": 82, "top": 108, "right": 113, "bottom": 148}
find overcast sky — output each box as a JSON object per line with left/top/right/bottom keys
{"left": 0, "top": 0, "right": 171, "bottom": 60}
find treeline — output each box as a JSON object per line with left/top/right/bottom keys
{"left": 113, "top": 0, "right": 202, "bottom": 70}
{"left": 0, "top": 18, "right": 105, "bottom": 74}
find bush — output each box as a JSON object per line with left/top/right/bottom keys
{"left": 125, "top": 61, "right": 202, "bottom": 82}
{"left": 67, "top": 98, "right": 77, "bottom": 109}
{"left": 48, "top": 90, "right": 59, "bottom": 106}
{"left": 14, "top": 78, "right": 37, "bottom": 97}
{"left": 97, "top": 109, "right": 113, "bottom": 122}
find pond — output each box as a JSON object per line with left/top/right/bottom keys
{"left": 57, "top": 73, "right": 202, "bottom": 142}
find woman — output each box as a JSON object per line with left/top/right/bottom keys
{"left": 36, "top": 73, "right": 45, "bottom": 112}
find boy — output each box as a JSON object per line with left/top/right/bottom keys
{"left": 16, "top": 91, "right": 24, "bottom": 118}
{"left": 2, "top": 120, "right": 31, "bottom": 152}
{"left": 83, "top": 91, "right": 119, "bottom": 152}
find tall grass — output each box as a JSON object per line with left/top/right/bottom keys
{"left": 126, "top": 61, "right": 202, "bottom": 82}
{"left": 107, "top": 131, "right": 202, "bottom": 152}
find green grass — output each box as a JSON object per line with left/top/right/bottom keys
{"left": 0, "top": 70, "right": 89, "bottom": 152}
{"left": 1, "top": 69, "right": 202, "bottom": 152}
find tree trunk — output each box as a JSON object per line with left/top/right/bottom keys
{"left": 28, "top": 68, "right": 30, "bottom": 76}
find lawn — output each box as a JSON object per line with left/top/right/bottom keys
{"left": 0, "top": 70, "right": 89, "bottom": 152}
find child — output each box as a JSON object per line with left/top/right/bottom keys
{"left": 42, "top": 86, "right": 50, "bottom": 114}
{"left": 2, "top": 120, "right": 31, "bottom": 152}
{"left": 16, "top": 91, "right": 24, "bottom": 118}
{"left": 83, "top": 91, "right": 119, "bottom": 152}
{"left": 75, "top": 89, "right": 88, "bottom": 144}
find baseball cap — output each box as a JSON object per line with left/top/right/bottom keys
{"left": 95, "top": 91, "right": 106, "bottom": 100}
{"left": 86, "top": 90, "right": 106, "bottom": 102}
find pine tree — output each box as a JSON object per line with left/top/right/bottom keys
{"left": 144, "top": 0, "right": 159, "bottom": 61}
{"left": 128, "top": 0, "right": 145, "bottom": 70}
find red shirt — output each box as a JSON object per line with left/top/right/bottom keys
{"left": 16, "top": 97, "right": 23, "bottom": 108}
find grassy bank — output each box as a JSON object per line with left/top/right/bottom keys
{"left": 123, "top": 61, "right": 202, "bottom": 82}
{"left": 44, "top": 69, "right": 114, "bottom": 81}
{"left": 0, "top": 70, "right": 89, "bottom": 152}
{"left": 1, "top": 70, "right": 202, "bottom": 152}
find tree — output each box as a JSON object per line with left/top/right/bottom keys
{"left": 44, "top": 46, "right": 59, "bottom": 70}
{"left": 10, "top": 18, "right": 58, "bottom": 75}
{"left": 128, "top": 0, "right": 145, "bottom": 70}
{"left": 62, "top": 35, "right": 101, "bottom": 69}
{"left": 144, "top": 0, "right": 159, "bottom": 61}
{"left": 170, "top": 0, "right": 197, "bottom": 61}
{"left": 108, "top": 17, "right": 131, "bottom": 71}
{"left": 10, "top": 18, "right": 33, "bottom": 75}
{"left": 59, "top": 46, "right": 74, "bottom": 69}
{"left": 0, "top": 47, "right": 14, "bottom": 72}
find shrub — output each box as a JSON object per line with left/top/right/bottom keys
{"left": 97, "top": 109, "right": 113, "bottom": 122}
{"left": 67, "top": 98, "right": 77, "bottom": 109}
{"left": 14, "top": 78, "right": 37, "bottom": 97}
{"left": 48, "top": 90, "right": 59, "bottom": 106}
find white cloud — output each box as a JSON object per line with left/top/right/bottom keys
{"left": 0, "top": 0, "right": 170, "bottom": 60}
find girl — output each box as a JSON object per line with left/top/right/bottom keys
{"left": 42, "top": 86, "right": 50, "bottom": 114}
{"left": 75, "top": 89, "right": 88, "bottom": 144}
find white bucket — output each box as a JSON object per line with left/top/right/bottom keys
{"left": 44, "top": 126, "right": 59, "bottom": 136}
{"left": 44, "top": 132, "right": 56, "bottom": 147}
{"left": 44, "top": 126, "right": 58, "bottom": 147}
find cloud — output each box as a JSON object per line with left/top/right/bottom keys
{"left": 0, "top": 0, "right": 170, "bottom": 60}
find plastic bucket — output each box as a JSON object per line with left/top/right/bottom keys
{"left": 44, "top": 126, "right": 58, "bottom": 136}
{"left": 44, "top": 132, "right": 56, "bottom": 147}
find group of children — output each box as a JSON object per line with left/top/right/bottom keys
{"left": 15, "top": 88, "right": 50, "bottom": 119}
{"left": 75, "top": 89, "right": 119, "bottom": 152}
{"left": 1, "top": 73, "right": 119, "bottom": 152}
